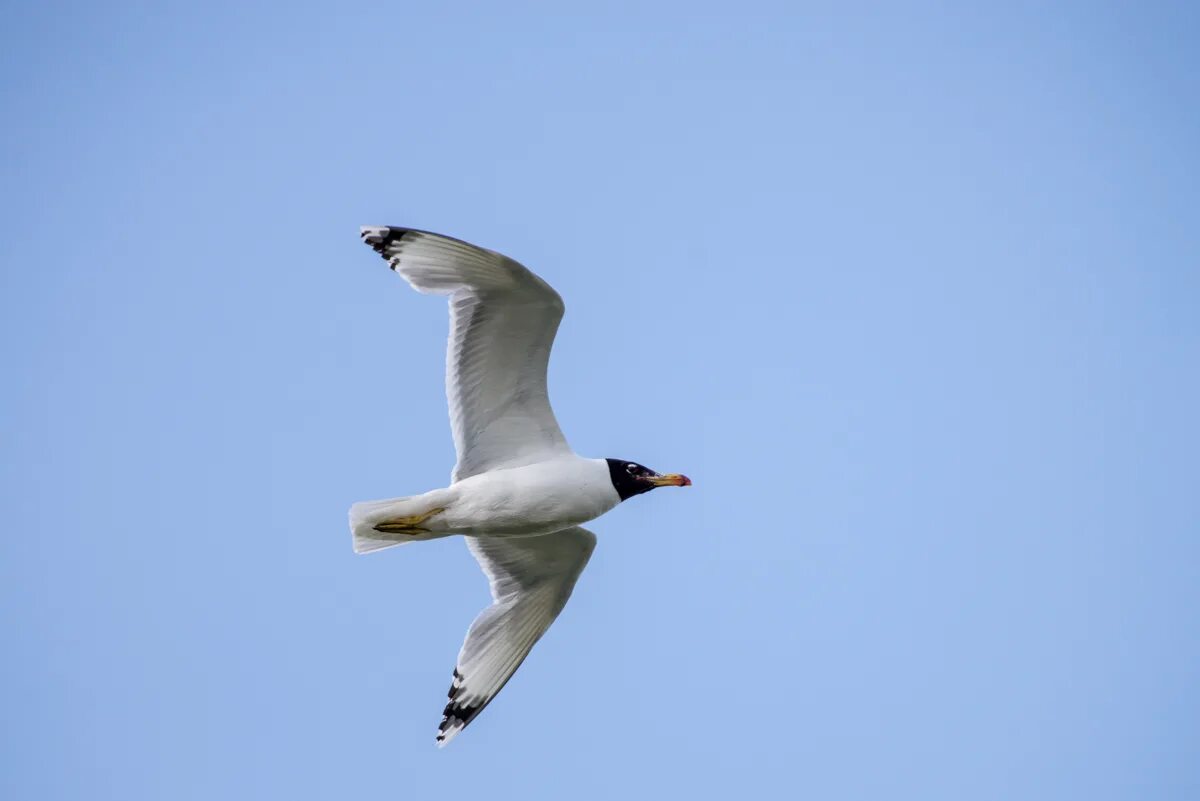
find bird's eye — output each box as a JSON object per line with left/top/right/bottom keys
{"left": 626, "top": 464, "right": 638, "bottom": 475}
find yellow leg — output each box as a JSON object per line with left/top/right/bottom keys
{"left": 372, "top": 507, "right": 445, "bottom": 535}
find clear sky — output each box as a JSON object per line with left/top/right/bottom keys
{"left": 3, "top": 2, "right": 1198, "bottom": 799}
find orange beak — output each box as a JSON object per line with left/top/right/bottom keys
{"left": 648, "top": 473, "right": 692, "bottom": 487}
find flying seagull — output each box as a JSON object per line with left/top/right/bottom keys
{"left": 350, "top": 227, "right": 691, "bottom": 746}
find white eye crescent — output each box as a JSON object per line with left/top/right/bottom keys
{"left": 626, "top": 464, "right": 638, "bottom": 474}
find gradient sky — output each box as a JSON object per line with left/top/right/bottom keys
{"left": 3, "top": 3, "right": 1198, "bottom": 799}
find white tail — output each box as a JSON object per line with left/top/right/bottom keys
{"left": 348, "top": 496, "right": 451, "bottom": 554}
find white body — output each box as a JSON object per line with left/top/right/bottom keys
{"left": 350, "top": 456, "right": 619, "bottom": 546}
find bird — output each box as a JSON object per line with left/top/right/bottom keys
{"left": 350, "top": 226, "right": 692, "bottom": 746}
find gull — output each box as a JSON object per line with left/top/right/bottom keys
{"left": 350, "top": 227, "right": 691, "bottom": 746}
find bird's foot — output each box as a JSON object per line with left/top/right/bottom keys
{"left": 373, "top": 507, "right": 446, "bottom": 535}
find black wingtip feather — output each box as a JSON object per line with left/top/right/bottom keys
{"left": 436, "top": 667, "right": 488, "bottom": 745}
{"left": 361, "top": 226, "right": 410, "bottom": 254}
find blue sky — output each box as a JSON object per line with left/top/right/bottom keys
{"left": 3, "top": 2, "right": 1198, "bottom": 799}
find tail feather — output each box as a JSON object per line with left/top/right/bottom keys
{"left": 349, "top": 496, "right": 449, "bottom": 554}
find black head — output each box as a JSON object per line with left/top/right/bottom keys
{"left": 606, "top": 459, "right": 692, "bottom": 501}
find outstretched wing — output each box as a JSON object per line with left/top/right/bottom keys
{"left": 360, "top": 227, "right": 572, "bottom": 481}
{"left": 437, "top": 527, "right": 597, "bottom": 746}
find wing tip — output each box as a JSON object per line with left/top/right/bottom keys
{"left": 435, "top": 667, "right": 485, "bottom": 747}
{"left": 435, "top": 708, "right": 470, "bottom": 747}
{"left": 435, "top": 720, "right": 463, "bottom": 748}
{"left": 359, "top": 225, "right": 411, "bottom": 263}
